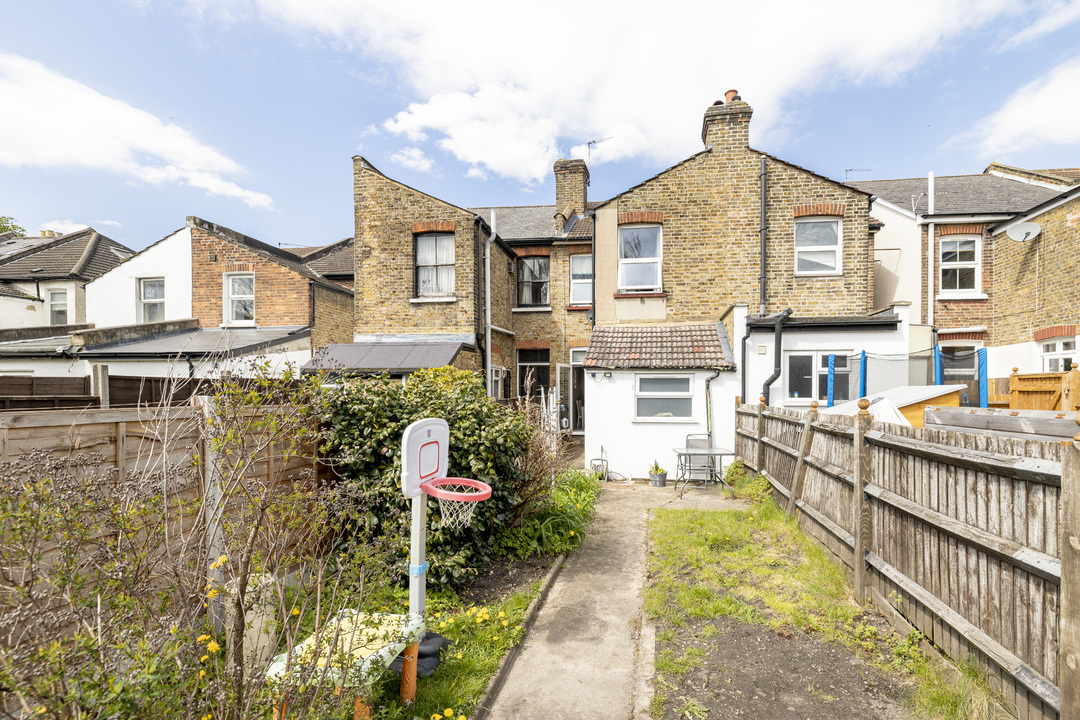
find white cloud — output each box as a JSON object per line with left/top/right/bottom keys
{"left": 389, "top": 147, "right": 434, "bottom": 173}
{"left": 1001, "top": 0, "right": 1080, "bottom": 48}
{"left": 959, "top": 55, "right": 1080, "bottom": 158}
{"left": 0, "top": 53, "right": 274, "bottom": 210}
{"left": 93, "top": 220, "right": 123, "bottom": 228}
{"left": 177, "top": 0, "right": 1058, "bottom": 184}
{"left": 42, "top": 220, "right": 90, "bottom": 235}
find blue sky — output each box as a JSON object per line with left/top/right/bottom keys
{"left": 2, "top": 0, "right": 1079, "bottom": 252}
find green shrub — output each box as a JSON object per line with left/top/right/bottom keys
{"left": 493, "top": 468, "right": 601, "bottom": 559}
{"left": 321, "top": 367, "right": 543, "bottom": 587}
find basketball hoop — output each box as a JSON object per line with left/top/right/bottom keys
{"left": 419, "top": 477, "right": 492, "bottom": 530}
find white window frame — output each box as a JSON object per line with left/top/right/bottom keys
{"left": 49, "top": 289, "right": 68, "bottom": 326}
{"left": 569, "top": 253, "right": 593, "bottom": 306}
{"left": 223, "top": 272, "right": 255, "bottom": 327}
{"left": 1041, "top": 338, "right": 1076, "bottom": 372}
{"left": 938, "top": 235, "right": 981, "bottom": 297}
{"left": 415, "top": 233, "right": 456, "bottom": 298}
{"left": 634, "top": 373, "right": 693, "bottom": 421}
{"left": 518, "top": 256, "right": 550, "bottom": 307}
{"left": 794, "top": 217, "right": 842, "bottom": 276}
{"left": 139, "top": 277, "right": 165, "bottom": 323}
{"left": 618, "top": 225, "right": 662, "bottom": 292}
{"left": 785, "top": 350, "right": 852, "bottom": 405}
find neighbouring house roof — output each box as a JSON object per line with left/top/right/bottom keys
{"left": 302, "top": 341, "right": 465, "bottom": 374}
{"left": 583, "top": 324, "right": 734, "bottom": 370}
{"left": 0, "top": 282, "right": 40, "bottom": 301}
{"left": 746, "top": 313, "right": 900, "bottom": 332}
{"left": 0, "top": 228, "right": 134, "bottom": 281}
{"left": 850, "top": 175, "right": 1060, "bottom": 216}
{"left": 566, "top": 216, "right": 593, "bottom": 239}
{"left": 75, "top": 326, "right": 310, "bottom": 357}
{"left": 302, "top": 238, "right": 354, "bottom": 277}
{"left": 0, "top": 335, "right": 73, "bottom": 357}
{"left": 0, "top": 234, "right": 57, "bottom": 260}
{"left": 187, "top": 217, "right": 352, "bottom": 296}
{"left": 471, "top": 202, "right": 601, "bottom": 242}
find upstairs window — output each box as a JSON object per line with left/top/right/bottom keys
{"left": 49, "top": 289, "right": 68, "bottom": 326}
{"left": 416, "top": 233, "right": 455, "bottom": 297}
{"left": 140, "top": 278, "right": 165, "bottom": 323}
{"left": 569, "top": 254, "right": 593, "bottom": 305}
{"left": 225, "top": 273, "right": 254, "bottom": 326}
{"left": 939, "top": 236, "right": 979, "bottom": 293}
{"left": 794, "top": 218, "right": 841, "bottom": 275}
{"left": 618, "top": 225, "right": 662, "bottom": 291}
{"left": 518, "top": 257, "right": 550, "bottom": 306}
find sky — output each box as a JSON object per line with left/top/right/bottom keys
{"left": 2, "top": 0, "right": 1080, "bottom": 252}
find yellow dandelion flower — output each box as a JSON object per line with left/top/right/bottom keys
{"left": 431, "top": 715, "right": 441, "bottom": 720}
{"left": 433, "top": 612, "right": 440, "bottom": 618}
{"left": 197, "top": 634, "right": 210, "bottom": 643}
{"left": 449, "top": 618, "right": 455, "bottom": 624}
{"left": 199, "top": 670, "right": 206, "bottom": 680}
{"left": 439, "top": 622, "right": 446, "bottom": 629}
{"left": 576, "top": 504, "right": 581, "bottom": 509}
{"left": 207, "top": 588, "right": 219, "bottom": 599}
{"left": 503, "top": 620, "right": 509, "bottom": 626}
{"left": 498, "top": 611, "right": 505, "bottom": 618}
{"left": 200, "top": 655, "right": 209, "bottom": 663}
{"left": 569, "top": 530, "right": 575, "bottom": 536}
{"left": 459, "top": 716, "right": 466, "bottom": 720}
{"left": 476, "top": 618, "right": 483, "bottom": 624}
{"left": 170, "top": 626, "right": 177, "bottom": 635}
{"left": 467, "top": 607, "right": 476, "bottom": 616}
{"left": 493, "top": 635, "right": 500, "bottom": 641}
{"left": 292, "top": 608, "right": 300, "bottom": 616}
{"left": 206, "top": 640, "right": 220, "bottom": 653}
{"left": 456, "top": 653, "right": 463, "bottom": 659}
{"left": 444, "top": 708, "right": 454, "bottom": 718}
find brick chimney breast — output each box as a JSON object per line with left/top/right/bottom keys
{"left": 553, "top": 158, "right": 589, "bottom": 232}
{"left": 701, "top": 92, "right": 753, "bottom": 149}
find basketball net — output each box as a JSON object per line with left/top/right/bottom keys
{"left": 431, "top": 481, "right": 485, "bottom": 530}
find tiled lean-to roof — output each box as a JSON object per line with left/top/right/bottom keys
{"left": 0, "top": 228, "right": 133, "bottom": 281}
{"left": 584, "top": 323, "right": 734, "bottom": 370}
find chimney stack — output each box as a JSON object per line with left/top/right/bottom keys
{"left": 701, "top": 89, "right": 753, "bottom": 150}
{"left": 553, "top": 159, "right": 589, "bottom": 233}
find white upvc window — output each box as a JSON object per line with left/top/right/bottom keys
{"left": 569, "top": 254, "right": 593, "bottom": 305}
{"left": 618, "top": 225, "right": 662, "bottom": 291}
{"left": 140, "top": 277, "right": 165, "bottom": 323}
{"left": 939, "top": 236, "right": 980, "bottom": 294}
{"left": 794, "top": 217, "right": 842, "bottom": 275}
{"left": 416, "top": 233, "right": 455, "bottom": 297}
{"left": 786, "top": 351, "right": 852, "bottom": 403}
{"left": 224, "top": 273, "right": 255, "bottom": 326}
{"left": 49, "top": 289, "right": 68, "bottom": 326}
{"left": 1042, "top": 338, "right": 1076, "bottom": 372}
{"left": 635, "top": 374, "right": 693, "bottom": 420}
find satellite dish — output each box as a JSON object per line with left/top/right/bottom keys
{"left": 1006, "top": 221, "right": 1041, "bottom": 243}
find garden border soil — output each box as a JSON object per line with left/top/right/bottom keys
{"left": 470, "top": 553, "right": 567, "bottom": 720}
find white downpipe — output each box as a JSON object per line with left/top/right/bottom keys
{"left": 485, "top": 211, "right": 495, "bottom": 396}
{"left": 927, "top": 172, "right": 935, "bottom": 327}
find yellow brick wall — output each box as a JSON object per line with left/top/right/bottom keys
{"left": 312, "top": 284, "right": 354, "bottom": 350}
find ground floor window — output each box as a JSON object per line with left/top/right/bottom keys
{"left": 635, "top": 374, "right": 693, "bottom": 419}
{"left": 517, "top": 349, "right": 550, "bottom": 397}
{"left": 787, "top": 351, "right": 851, "bottom": 403}
{"left": 940, "top": 344, "right": 978, "bottom": 383}
{"left": 1042, "top": 338, "right": 1076, "bottom": 372}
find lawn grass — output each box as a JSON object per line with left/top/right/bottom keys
{"left": 647, "top": 471, "right": 1008, "bottom": 720}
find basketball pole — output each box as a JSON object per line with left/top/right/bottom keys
{"left": 401, "top": 492, "right": 427, "bottom": 704}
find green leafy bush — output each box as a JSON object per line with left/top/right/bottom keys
{"left": 321, "top": 367, "right": 540, "bottom": 587}
{"left": 493, "top": 468, "right": 601, "bottom": 559}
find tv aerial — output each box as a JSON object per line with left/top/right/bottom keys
{"left": 1006, "top": 221, "right": 1041, "bottom": 243}
{"left": 586, "top": 136, "right": 613, "bottom": 162}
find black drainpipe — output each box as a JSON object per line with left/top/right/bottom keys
{"left": 759, "top": 155, "right": 768, "bottom": 317}
{"left": 761, "top": 308, "right": 793, "bottom": 405}
{"left": 474, "top": 216, "right": 486, "bottom": 377}
{"left": 739, "top": 325, "right": 752, "bottom": 403}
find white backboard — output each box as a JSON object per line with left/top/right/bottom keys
{"left": 400, "top": 417, "right": 449, "bottom": 499}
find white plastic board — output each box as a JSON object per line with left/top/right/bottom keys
{"left": 400, "top": 417, "right": 449, "bottom": 499}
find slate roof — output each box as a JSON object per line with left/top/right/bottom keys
{"left": 471, "top": 202, "right": 600, "bottom": 242}
{"left": 0, "top": 234, "right": 56, "bottom": 260}
{"left": 0, "top": 228, "right": 134, "bottom": 281}
{"left": 302, "top": 341, "right": 464, "bottom": 374}
{"left": 302, "top": 238, "right": 354, "bottom": 276}
{"left": 583, "top": 324, "right": 734, "bottom": 370}
{"left": 849, "top": 175, "right": 1060, "bottom": 215}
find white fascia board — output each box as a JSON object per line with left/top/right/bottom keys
{"left": 918, "top": 214, "right": 1013, "bottom": 225}
{"left": 987, "top": 170, "right": 1072, "bottom": 192}
{"left": 871, "top": 197, "right": 917, "bottom": 219}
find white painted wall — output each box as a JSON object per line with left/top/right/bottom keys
{"left": 0, "top": 295, "right": 45, "bottom": 328}
{"left": 741, "top": 304, "right": 912, "bottom": 411}
{"left": 988, "top": 341, "right": 1042, "bottom": 377}
{"left": 85, "top": 228, "right": 192, "bottom": 327}
{"left": 870, "top": 201, "right": 922, "bottom": 320}
{"left": 0, "top": 356, "right": 90, "bottom": 377}
{"left": 584, "top": 368, "right": 739, "bottom": 480}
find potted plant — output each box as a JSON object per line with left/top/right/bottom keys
{"left": 649, "top": 460, "right": 667, "bottom": 487}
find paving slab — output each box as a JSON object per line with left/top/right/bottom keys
{"left": 478, "top": 482, "right": 746, "bottom": 720}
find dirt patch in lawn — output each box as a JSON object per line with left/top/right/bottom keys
{"left": 656, "top": 614, "right": 914, "bottom": 720}
{"left": 460, "top": 555, "right": 556, "bottom": 605}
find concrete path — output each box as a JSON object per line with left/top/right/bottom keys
{"left": 478, "top": 482, "right": 746, "bottom": 720}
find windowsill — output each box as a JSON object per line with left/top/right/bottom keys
{"left": 410, "top": 296, "right": 458, "bottom": 304}
{"left": 632, "top": 417, "right": 696, "bottom": 424}
{"left": 566, "top": 305, "right": 591, "bottom": 312}
{"left": 937, "top": 292, "right": 987, "bottom": 301}
{"left": 793, "top": 272, "right": 843, "bottom": 278}
{"left": 614, "top": 291, "right": 666, "bottom": 299}
{"left": 512, "top": 306, "right": 552, "bottom": 313}
{"left": 221, "top": 321, "right": 256, "bottom": 328}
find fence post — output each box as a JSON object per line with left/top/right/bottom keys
{"left": 785, "top": 401, "right": 818, "bottom": 518}
{"left": 853, "top": 398, "right": 873, "bottom": 602}
{"left": 93, "top": 364, "right": 110, "bottom": 409}
{"left": 1060, "top": 411, "right": 1080, "bottom": 717}
{"left": 755, "top": 396, "right": 766, "bottom": 475}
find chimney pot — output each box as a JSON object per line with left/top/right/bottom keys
{"left": 39, "top": 231, "right": 47, "bottom": 237}
{"left": 725, "top": 89, "right": 739, "bottom": 103}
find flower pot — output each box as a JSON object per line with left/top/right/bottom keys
{"left": 649, "top": 471, "right": 667, "bottom": 487}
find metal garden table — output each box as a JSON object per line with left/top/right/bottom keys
{"left": 672, "top": 446, "right": 736, "bottom": 499}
